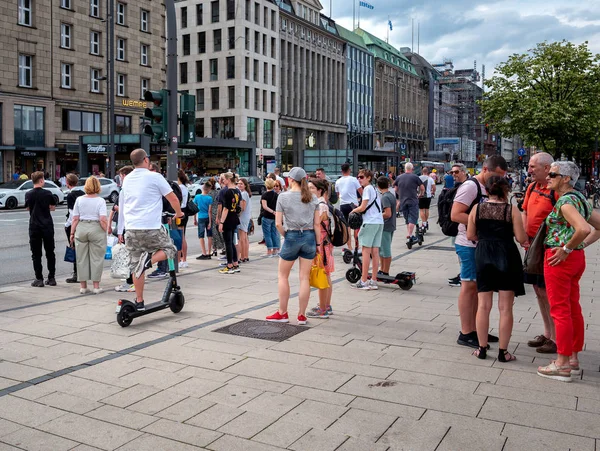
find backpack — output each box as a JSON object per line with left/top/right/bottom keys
{"left": 519, "top": 182, "right": 556, "bottom": 212}
{"left": 437, "top": 178, "right": 483, "bottom": 237}
{"left": 320, "top": 201, "right": 350, "bottom": 247}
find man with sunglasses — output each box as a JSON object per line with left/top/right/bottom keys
{"left": 451, "top": 155, "right": 507, "bottom": 348}
{"left": 522, "top": 152, "right": 558, "bottom": 354}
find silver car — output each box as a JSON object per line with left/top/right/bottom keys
{"left": 70, "top": 177, "right": 120, "bottom": 203}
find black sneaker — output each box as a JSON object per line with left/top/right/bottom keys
{"left": 135, "top": 300, "right": 145, "bottom": 311}
{"left": 65, "top": 275, "right": 78, "bottom": 283}
{"left": 134, "top": 252, "right": 153, "bottom": 279}
{"left": 45, "top": 277, "right": 57, "bottom": 286}
{"left": 457, "top": 332, "right": 490, "bottom": 349}
{"left": 31, "top": 279, "right": 44, "bottom": 288}
{"left": 448, "top": 276, "right": 461, "bottom": 287}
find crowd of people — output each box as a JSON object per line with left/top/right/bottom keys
{"left": 22, "top": 150, "right": 600, "bottom": 382}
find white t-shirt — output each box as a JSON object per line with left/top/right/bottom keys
{"left": 419, "top": 176, "right": 435, "bottom": 198}
{"left": 336, "top": 175, "right": 361, "bottom": 206}
{"left": 122, "top": 168, "right": 173, "bottom": 230}
{"left": 454, "top": 178, "right": 487, "bottom": 248}
{"left": 179, "top": 184, "right": 189, "bottom": 208}
{"left": 72, "top": 196, "right": 107, "bottom": 221}
{"left": 361, "top": 185, "right": 384, "bottom": 225}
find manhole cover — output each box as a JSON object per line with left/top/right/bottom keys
{"left": 425, "top": 246, "right": 455, "bottom": 251}
{"left": 213, "top": 319, "right": 309, "bottom": 342}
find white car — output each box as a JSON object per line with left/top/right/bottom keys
{"left": 0, "top": 180, "right": 65, "bottom": 210}
{"left": 70, "top": 177, "right": 120, "bottom": 203}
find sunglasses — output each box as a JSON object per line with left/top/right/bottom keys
{"left": 357, "top": 175, "right": 365, "bottom": 179}
{"left": 547, "top": 172, "right": 564, "bottom": 178}
{"left": 450, "top": 170, "right": 460, "bottom": 174}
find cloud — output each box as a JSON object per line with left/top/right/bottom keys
{"left": 327, "top": 0, "right": 600, "bottom": 78}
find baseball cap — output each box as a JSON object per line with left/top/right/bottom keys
{"left": 288, "top": 167, "right": 307, "bottom": 181}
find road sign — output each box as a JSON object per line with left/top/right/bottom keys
{"left": 518, "top": 148, "right": 526, "bottom": 157}
{"left": 399, "top": 143, "right": 407, "bottom": 151}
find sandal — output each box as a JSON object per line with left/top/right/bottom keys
{"left": 472, "top": 346, "right": 487, "bottom": 360}
{"left": 498, "top": 349, "right": 516, "bottom": 362}
{"left": 537, "top": 360, "right": 572, "bottom": 382}
{"left": 570, "top": 358, "right": 581, "bottom": 376}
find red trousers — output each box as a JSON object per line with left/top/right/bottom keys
{"left": 544, "top": 249, "right": 586, "bottom": 356}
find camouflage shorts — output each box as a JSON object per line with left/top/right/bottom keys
{"left": 125, "top": 227, "right": 177, "bottom": 273}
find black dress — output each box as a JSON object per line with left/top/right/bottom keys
{"left": 475, "top": 202, "right": 525, "bottom": 296}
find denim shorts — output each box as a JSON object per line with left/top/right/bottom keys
{"left": 455, "top": 244, "right": 477, "bottom": 282}
{"left": 400, "top": 202, "right": 419, "bottom": 225}
{"left": 279, "top": 229, "right": 317, "bottom": 261}
{"left": 197, "top": 217, "right": 213, "bottom": 238}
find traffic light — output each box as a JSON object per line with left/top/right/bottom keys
{"left": 179, "top": 93, "right": 196, "bottom": 144}
{"left": 143, "top": 89, "right": 169, "bottom": 143}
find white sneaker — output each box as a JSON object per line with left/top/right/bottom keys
{"left": 369, "top": 280, "right": 379, "bottom": 290}
{"left": 92, "top": 288, "right": 103, "bottom": 295}
{"left": 80, "top": 288, "right": 90, "bottom": 295}
{"left": 179, "top": 261, "right": 189, "bottom": 269}
{"left": 353, "top": 280, "right": 371, "bottom": 290}
{"left": 115, "top": 283, "right": 134, "bottom": 292}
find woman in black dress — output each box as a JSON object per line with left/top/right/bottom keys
{"left": 467, "top": 176, "right": 528, "bottom": 361}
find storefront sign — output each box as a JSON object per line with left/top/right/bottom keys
{"left": 121, "top": 99, "right": 148, "bottom": 109}
{"left": 21, "top": 151, "right": 37, "bottom": 157}
{"left": 181, "top": 149, "right": 197, "bottom": 157}
{"left": 87, "top": 144, "right": 107, "bottom": 153}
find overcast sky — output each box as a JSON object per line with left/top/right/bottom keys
{"left": 325, "top": 0, "right": 600, "bottom": 83}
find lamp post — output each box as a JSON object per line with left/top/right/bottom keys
{"left": 99, "top": 0, "right": 115, "bottom": 179}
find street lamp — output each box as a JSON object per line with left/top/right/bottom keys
{"left": 95, "top": 75, "right": 115, "bottom": 180}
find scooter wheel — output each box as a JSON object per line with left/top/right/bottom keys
{"left": 343, "top": 251, "right": 353, "bottom": 264}
{"left": 418, "top": 239, "right": 423, "bottom": 246}
{"left": 117, "top": 304, "right": 135, "bottom": 327}
{"left": 169, "top": 291, "right": 185, "bottom": 313}
{"left": 406, "top": 241, "right": 413, "bottom": 249}
{"left": 346, "top": 268, "right": 361, "bottom": 284}
{"left": 398, "top": 280, "right": 413, "bottom": 291}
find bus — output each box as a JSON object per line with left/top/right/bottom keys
{"left": 405, "top": 160, "right": 449, "bottom": 183}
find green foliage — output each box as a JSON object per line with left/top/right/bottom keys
{"left": 481, "top": 41, "right": 600, "bottom": 160}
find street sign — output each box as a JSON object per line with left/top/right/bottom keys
{"left": 518, "top": 148, "right": 526, "bottom": 157}
{"left": 399, "top": 143, "right": 407, "bottom": 151}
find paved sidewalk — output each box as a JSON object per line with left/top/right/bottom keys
{"left": 0, "top": 220, "right": 599, "bottom": 451}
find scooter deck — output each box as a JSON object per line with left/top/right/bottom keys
{"left": 116, "top": 299, "right": 170, "bottom": 317}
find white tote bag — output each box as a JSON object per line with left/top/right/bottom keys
{"left": 110, "top": 243, "right": 131, "bottom": 279}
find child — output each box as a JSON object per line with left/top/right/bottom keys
{"left": 194, "top": 184, "right": 214, "bottom": 259}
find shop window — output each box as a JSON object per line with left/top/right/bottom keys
{"left": 212, "top": 117, "right": 235, "bottom": 139}
{"left": 62, "top": 109, "right": 101, "bottom": 133}
{"left": 247, "top": 117, "right": 258, "bottom": 142}
{"left": 115, "top": 115, "right": 131, "bottom": 134}
{"left": 263, "top": 119, "right": 273, "bottom": 149}
{"left": 14, "top": 105, "right": 45, "bottom": 146}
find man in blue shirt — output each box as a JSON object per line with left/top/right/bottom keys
{"left": 444, "top": 171, "right": 455, "bottom": 189}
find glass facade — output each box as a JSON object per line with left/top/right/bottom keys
{"left": 14, "top": 105, "right": 45, "bottom": 147}
{"left": 346, "top": 45, "right": 374, "bottom": 150}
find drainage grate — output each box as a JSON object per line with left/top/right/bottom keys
{"left": 213, "top": 319, "right": 309, "bottom": 342}
{"left": 425, "top": 246, "right": 456, "bottom": 251}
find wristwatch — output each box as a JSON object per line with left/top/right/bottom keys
{"left": 562, "top": 245, "right": 573, "bottom": 254}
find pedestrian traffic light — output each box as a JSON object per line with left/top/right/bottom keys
{"left": 179, "top": 93, "right": 196, "bottom": 144}
{"left": 143, "top": 89, "right": 169, "bottom": 143}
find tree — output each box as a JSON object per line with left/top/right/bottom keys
{"left": 481, "top": 41, "right": 600, "bottom": 161}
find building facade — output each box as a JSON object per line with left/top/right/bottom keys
{"left": 278, "top": 0, "right": 347, "bottom": 172}
{"left": 0, "top": 0, "right": 166, "bottom": 182}
{"left": 177, "top": 0, "right": 279, "bottom": 175}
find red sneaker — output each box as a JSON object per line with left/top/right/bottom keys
{"left": 266, "top": 311, "right": 289, "bottom": 322}
{"left": 297, "top": 315, "right": 307, "bottom": 325}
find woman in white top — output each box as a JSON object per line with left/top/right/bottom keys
{"left": 70, "top": 176, "right": 108, "bottom": 294}
{"left": 178, "top": 170, "right": 190, "bottom": 268}
{"left": 351, "top": 169, "right": 384, "bottom": 290}
{"left": 236, "top": 178, "right": 252, "bottom": 262}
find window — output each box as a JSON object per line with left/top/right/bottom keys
{"left": 116, "top": 2, "right": 126, "bottom": 25}
{"left": 271, "top": 91, "right": 275, "bottom": 113}
{"left": 271, "top": 37, "right": 276, "bottom": 58}
{"left": 226, "top": 56, "right": 234, "bottom": 79}
{"left": 14, "top": 105, "right": 44, "bottom": 146}
{"left": 62, "top": 110, "right": 101, "bottom": 133}
{"left": 262, "top": 34, "right": 266, "bottom": 56}
{"left": 116, "top": 73, "right": 126, "bottom": 96}
{"left": 254, "top": 88, "right": 259, "bottom": 110}
{"left": 244, "top": 57, "right": 249, "bottom": 80}
{"left": 245, "top": 87, "right": 249, "bottom": 109}
{"left": 263, "top": 62, "right": 268, "bottom": 84}
{"left": 263, "top": 6, "right": 268, "bottom": 27}
{"left": 90, "top": 31, "right": 101, "bottom": 55}
{"left": 180, "top": 62, "right": 188, "bottom": 84}
{"left": 90, "top": 0, "right": 100, "bottom": 18}
{"left": 61, "top": 23, "right": 72, "bottom": 49}
{"left": 140, "top": 9, "right": 149, "bottom": 31}
{"left": 228, "top": 27, "right": 235, "bottom": 49}
{"left": 253, "top": 59, "right": 258, "bottom": 81}
{"left": 254, "top": 2, "right": 259, "bottom": 24}
{"left": 117, "top": 38, "right": 126, "bottom": 60}
{"left": 210, "top": 58, "right": 218, "bottom": 81}
{"left": 91, "top": 68, "right": 101, "bottom": 93}
{"left": 140, "top": 44, "right": 149, "bottom": 66}
{"left": 196, "top": 60, "right": 202, "bottom": 82}
{"left": 262, "top": 89, "right": 267, "bottom": 112}
{"left": 227, "top": 0, "right": 235, "bottom": 20}
{"left": 245, "top": 27, "right": 250, "bottom": 50}
{"left": 228, "top": 86, "right": 235, "bottom": 109}
{"left": 264, "top": 119, "right": 273, "bottom": 148}
{"left": 182, "top": 34, "right": 190, "bottom": 55}
{"left": 272, "top": 64, "right": 276, "bottom": 85}
{"left": 18, "top": 54, "right": 32, "bottom": 87}
{"left": 271, "top": 10, "right": 276, "bottom": 31}
{"left": 61, "top": 63, "right": 72, "bottom": 88}
{"left": 196, "top": 88, "right": 204, "bottom": 110}
{"left": 196, "top": 4, "right": 203, "bottom": 25}
{"left": 195, "top": 118, "right": 205, "bottom": 137}
{"left": 254, "top": 31, "right": 259, "bottom": 53}
{"left": 213, "top": 29, "right": 222, "bottom": 52}
{"left": 18, "top": 0, "right": 32, "bottom": 26}
{"left": 114, "top": 115, "right": 131, "bottom": 134}
{"left": 211, "top": 0, "right": 219, "bottom": 23}
{"left": 198, "top": 32, "right": 206, "bottom": 53}
{"left": 212, "top": 117, "right": 234, "bottom": 138}
{"left": 211, "top": 87, "right": 219, "bottom": 109}
{"left": 61, "top": 0, "right": 71, "bottom": 9}
{"left": 247, "top": 117, "right": 257, "bottom": 142}
{"left": 141, "top": 78, "right": 149, "bottom": 99}
{"left": 181, "top": 6, "right": 187, "bottom": 27}
{"left": 245, "top": 0, "right": 250, "bottom": 21}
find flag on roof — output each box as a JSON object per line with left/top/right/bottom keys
{"left": 359, "top": 1, "right": 374, "bottom": 10}
{"left": 388, "top": 19, "right": 393, "bottom": 30}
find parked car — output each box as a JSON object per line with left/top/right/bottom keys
{"left": 70, "top": 177, "right": 120, "bottom": 203}
{"left": 189, "top": 176, "right": 216, "bottom": 197}
{"left": 0, "top": 180, "right": 65, "bottom": 210}
{"left": 245, "top": 176, "right": 266, "bottom": 194}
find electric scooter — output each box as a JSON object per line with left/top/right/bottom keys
{"left": 406, "top": 226, "right": 424, "bottom": 250}
{"left": 345, "top": 234, "right": 415, "bottom": 290}
{"left": 116, "top": 215, "right": 185, "bottom": 327}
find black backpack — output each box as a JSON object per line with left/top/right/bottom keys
{"left": 437, "top": 178, "right": 483, "bottom": 237}
{"left": 320, "top": 201, "right": 350, "bottom": 247}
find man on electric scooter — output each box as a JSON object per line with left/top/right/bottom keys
{"left": 118, "top": 149, "right": 184, "bottom": 311}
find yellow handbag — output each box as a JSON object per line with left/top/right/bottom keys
{"left": 310, "top": 254, "right": 330, "bottom": 289}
